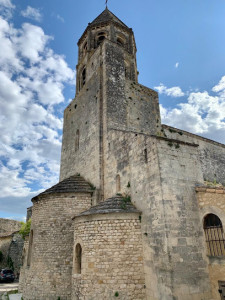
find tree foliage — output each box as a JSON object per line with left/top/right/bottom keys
{"left": 19, "top": 219, "right": 31, "bottom": 239}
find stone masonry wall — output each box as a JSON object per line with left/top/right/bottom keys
{"left": 155, "top": 138, "right": 211, "bottom": 299}
{"left": 196, "top": 187, "right": 225, "bottom": 300}
{"left": 19, "top": 192, "right": 92, "bottom": 300}
{"left": 0, "top": 236, "right": 12, "bottom": 270}
{"left": 163, "top": 125, "right": 225, "bottom": 185}
{"left": 0, "top": 218, "right": 23, "bottom": 273}
{"left": 103, "top": 41, "right": 161, "bottom": 135}
{"left": 8, "top": 233, "right": 24, "bottom": 274}
{"left": 72, "top": 213, "right": 146, "bottom": 300}
{"left": 60, "top": 62, "right": 101, "bottom": 186}
{"left": 103, "top": 129, "right": 212, "bottom": 299}
{"left": 0, "top": 218, "right": 21, "bottom": 233}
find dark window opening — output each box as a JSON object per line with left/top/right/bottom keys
{"left": 82, "top": 68, "right": 86, "bottom": 86}
{"left": 116, "top": 174, "right": 121, "bottom": 192}
{"left": 74, "top": 243, "right": 82, "bottom": 274}
{"left": 96, "top": 32, "right": 107, "bottom": 46}
{"left": 203, "top": 214, "right": 225, "bottom": 256}
{"left": 204, "top": 214, "right": 222, "bottom": 227}
{"left": 97, "top": 35, "right": 105, "bottom": 46}
{"left": 75, "top": 129, "right": 80, "bottom": 151}
{"left": 83, "top": 42, "right": 87, "bottom": 51}
{"left": 218, "top": 281, "right": 225, "bottom": 299}
{"left": 144, "top": 148, "right": 148, "bottom": 163}
{"left": 117, "top": 37, "right": 124, "bottom": 47}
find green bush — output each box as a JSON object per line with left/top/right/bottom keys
{"left": 19, "top": 219, "right": 31, "bottom": 239}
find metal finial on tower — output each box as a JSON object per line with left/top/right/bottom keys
{"left": 105, "top": 0, "right": 108, "bottom": 8}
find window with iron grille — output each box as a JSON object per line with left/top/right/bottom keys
{"left": 203, "top": 214, "right": 225, "bottom": 256}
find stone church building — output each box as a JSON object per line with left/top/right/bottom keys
{"left": 19, "top": 8, "right": 225, "bottom": 300}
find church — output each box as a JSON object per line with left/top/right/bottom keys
{"left": 19, "top": 8, "right": 225, "bottom": 300}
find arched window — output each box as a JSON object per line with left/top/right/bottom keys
{"left": 117, "top": 37, "right": 125, "bottom": 47}
{"left": 116, "top": 174, "right": 121, "bottom": 193}
{"left": 203, "top": 214, "right": 225, "bottom": 256}
{"left": 27, "top": 229, "right": 33, "bottom": 267}
{"left": 74, "top": 243, "right": 82, "bottom": 274}
{"left": 75, "top": 129, "right": 80, "bottom": 151}
{"left": 96, "top": 32, "right": 107, "bottom": 46}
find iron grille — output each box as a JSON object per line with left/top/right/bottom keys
{"left": 204, "top": 226, "right": 225, "bottom": 256}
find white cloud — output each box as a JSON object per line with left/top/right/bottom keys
{"left": 175, "top": 62, "right": 179, "bottom": 68}
{"left": 212, "top": 76, "right": 225, "bottom": 93}
{"left": 160, "top": 80, "right": 225, "bottom": 144}
{"left": 21, "top": 6, "right": 42, "bottom": 22}
{"left": 155, "top": 83, "right": 185, "bottom": 97}
{"left": 0, "top": 8, "right": 75, "bottom": 217}
{"left": 0, "top": 0, "right": 14, "bottom": 19}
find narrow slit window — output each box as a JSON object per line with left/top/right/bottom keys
{"left": 116, "top": 174, "right": 121, "bottom": 193}
{"left": 82, "top": 68, "right": 86, "bottom": 86}
{"left": 75, "top": 129, "right": 80, "bottom": 151}
{"left": 144, "top": 148, "right": 148, "bottom": 163}
{"left": 74, "top": 243, "right": 82, "bottom": 274}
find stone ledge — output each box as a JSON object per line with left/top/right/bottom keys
{"left": 196, "top": 186, "right": 225, "bottom": 193}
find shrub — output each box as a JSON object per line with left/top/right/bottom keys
{"left": 19, "top": 219, "right": 31, "bottom": 239}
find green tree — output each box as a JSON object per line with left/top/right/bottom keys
{"left": 19, "top": 219, "right": 31, "bottom": 239}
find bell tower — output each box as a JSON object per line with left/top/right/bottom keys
{"left": 60, "top": 8, "right": 161, "bottom": 199}
{"left": 76, "top": 8, "right": 138, "bottom": 95}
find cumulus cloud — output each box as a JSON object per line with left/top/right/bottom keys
{"left": 21, "top": 6, "right": 42, "bottom": 22}
{"left": 160, "top": 82, "right": 225, "bottom": 144}
{"left": 155, "top": 83, "right": 185, "bottom": 97}
{"left": 0, "top": 7, "right": 75, "bottom": 217}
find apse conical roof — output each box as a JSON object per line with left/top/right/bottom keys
{"left": 74, "top": 196, "right": 140, "bottom": 218}
{"left": 32, "top": 175, "right": 93, "bottom": 201}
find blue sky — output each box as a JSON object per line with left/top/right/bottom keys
{"left": 0, "top": 0, "right": 225, "bottom": 220}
